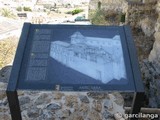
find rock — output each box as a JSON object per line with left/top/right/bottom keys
{"left": 149, "top": 32, "right": 160, "bottom": 68}
{"left": 19, "top": 96, "right": 30, "bottom": 105}
{"left": 102, "top": 111, "right": 114, "bottom": 120}
{"left": 112, "top": 92, "right": 124, "bottom": 106}
{"left": 104, "top": 94, "right": 125, "bottom": 115}
{"left": 0, "top": 91, "right": 6, "bottom": 100}
{"left": 62, "top": 109, "right": 70, "bottom": 118}
{"left": 79, "top": 103, "right": 89, "bottom": 114}
{"left": 104, "top": 98, "right": 113, "bottom": 111}
{"left": 34, "top": 93, "right": 52, "bottom": 105}
{"left": 17, "top": 91, "right": 25, "bottom": 96}
{"left": 0, "top": 66, "right": 12, "bottom": 83}
{"left": 0, "top": 106, "right": 9, "bottom": 113}
{"left": 0, "top": 113, "right": 11, "bottom": 120}
{"left": 46, "top": 103, "right": 61, "bottom": 111}
{"left": 87, "top": 92, "right": 106, "bottom": 99}
{"left": 56, "top": 109, "right": 70, "bottom": 118}
{"left": 68, "top": 111, "right": 84, "bottom": 120}
{"left": 27, "top": 107, "right": 42, "bottom": 118}
{"left": 54, "top": 92, "right": 64, "bottom": 100}
{"left": 92, "top": 100, "right": 102, "bottom": 112}
{"left": 87, "top": 110, "right": 101, "bottom": 120}
{"left": 0, "top": 82, "right": 7, "bottom": 90}
{"left": 140, "top": 18, "right": 155, "bottom": 37}
{"left": 39, "top": 110, "right": 55, "bottom": 120}
{"left": 79, "top": 95, "right": 89, "bottom": 103}
{"left": 149, "top": 97, "right": 158, "bottom": 108}
{"left": 65, "top": 95, "right": 78, "bottom": 107}
{"left": 72, "top": 102, "right": 79, "bottom": 112}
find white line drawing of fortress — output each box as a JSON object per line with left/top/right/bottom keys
{"left": 50, "top": 31, "right": 126, "bottom": 84}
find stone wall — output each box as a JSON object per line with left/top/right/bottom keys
{"left": 88, "top": 0, "right": 128, "bottom": 25}
{"left": 89, "top": 0, "right": 127, "bottom": 11}
{"left": 0, "top": 66, "right": 127, "bottom": 120}
{"left": 149, "top": 0, "right": 160, "bottom": 71}
{"left": 127, "top": 1, "right": 158, "bottom": 30}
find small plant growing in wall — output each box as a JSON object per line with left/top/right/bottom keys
{"left": 16, "top": 6, "right": 22, "bottom": 11}
{"left": 98, "top": 1, "right": 101, "bottom": 10}
{"left": 23, "top": 7, "right": 32, "bottom": 12}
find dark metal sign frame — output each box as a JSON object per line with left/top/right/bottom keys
{"left": 6, "top": 23, "right": 144, "bottom": 120}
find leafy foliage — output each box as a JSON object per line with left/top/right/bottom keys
{"left": 71, "top": 9, "right": 83, "bottom": 15}
{"left": 1, "top": 8, "right": 16, "bottom": 18}
{"left": 66, "top": 9, "right": 83, "bottom": 15}
{"left": 91, "top": 9, "right": 124, "bottom": 25}
{"left": 23, "top": 7, "right": 32, "bottom": 11}
{"left": 16, "top": 6, "right": 22, "bottom": 11}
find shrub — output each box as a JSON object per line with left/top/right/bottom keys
{"left": 71, "top": 9, "right": 83, "bottom": 15}
{"left": 23, "top": 7, "right": 32, "bottom": 11}
{"left": 16, "top": 6, "right": 22, "bottom": 11}
{"left": 91, "top": 10, "right": 108, "bottom": 25}
{"left": 1, "top": 8, "right": 16, "bottom": 19}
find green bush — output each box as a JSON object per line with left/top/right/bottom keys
{"left": 91, "top": 9, "right": 125, "bottom": 25}
{"left": 23, "top": 7, "right": 32, "bottom": 11}
{"left": 91, "top": 10, "right": 108, "bottom": 25}
{"left": 66, "top": 9, "right": 83, "bottom": 15}
{"left": 16, "top": 6, "right": 22, "bottom": 11}
{"left": 71, "top": 9, "right": 83, "bottom": 15}
{"left": 1, "top": 8, "right": 16, "bottom": 19}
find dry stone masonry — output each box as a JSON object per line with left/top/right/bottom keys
{"left": 0, "top": 66, "right": 126, "bottom": 120}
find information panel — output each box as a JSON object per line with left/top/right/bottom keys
{"left": 14, "top": 24, "right": 137, "bottom": 91}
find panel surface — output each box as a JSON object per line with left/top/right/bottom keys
{"left": 16, "top": 24, "right": 136, "bottom": 91}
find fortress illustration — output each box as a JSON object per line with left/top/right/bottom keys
{"left": 50, "top": 32, "right": 126, "bottom": 84}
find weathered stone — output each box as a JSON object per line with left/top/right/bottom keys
{"left": 46, "top": 103, "right": 62, "bottom": 111}
{"left": 79, "top": 103, "right": 89, "bottom": 113}
{"left": 87, "top": 92, "right": 106, "bottom": 99}
{"left": 149, "top": 32, "right": 160, "bottom": 68}
{"left": 0, "top": 113, "right": 11, "bottom": 120}
{"left": 19, "top": 96, "right": 31, "bottom": 105}
{"left": 55, "top": 109, "right": 70, "bottom": 119}
{"left": 112, "top": 92, "right": 124, "bottom": 106}
{"left": 104, "top": 99, "right": 113, "bottom": 111}
{"left": 27, "top": 107, "right": 41, "bottom": 118}
{"left": 79, "top": 95, "right": 89, "bottom": 103}
{"left": 92, "top": 100, "right": 102, "bottom": 112}
{"left": 34, "top": 93, "right": 52, "bottom": 105}
{"left": 140, "top": 18, "right": 155, "bottom": 37}
{"left": 68, "top": 111, "right": 84, "bottom": 120}
{"left": 0, "top": 91, "right": 6, "bottom": 100}
{"left": 17, "top": 91, "right": 25, "bottom": 96}
{"left": 0, "top": 106, "right": 9, "bottom": 113}
{"left": 72, "top": 102, "right": 79, "bottom": 112}
{"left": 87, "top": 110, "right": 101, "bottom": 120}
{"left": 65, "top": 95, "right": 78, "bottom": 107}
{"left": 0, "top": 82, "right": 7, "bottom": 90}
{"left": 149, "top": 97, "right": 158, "bottom": 108}
{"left": 0, "top": 66, "right": 12, "bottom": 83}
{"left": 54, "top": 92, "right": 64, "bottom": 100}
{"left": 102, "top": 111, "right": 114, "bottom": 120}
{"left": 39, "top": 110, "right": 55, "bottom": 120}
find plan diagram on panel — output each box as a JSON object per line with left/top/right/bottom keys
{"left": 50, "top": 32, "right": 126, "bottom": 84}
